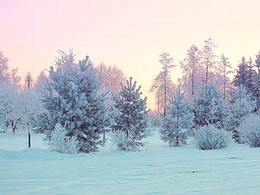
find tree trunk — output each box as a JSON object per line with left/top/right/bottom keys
{"left": 157, "top": 95, "right": 160, "bottom": 113}
{"left": 164, "top": 89, "right": 166, "bottom": 116}
{"left": 176, "top": 135, "right": 179, "bottom": 146}
{"left": 192, "top": 69, "right": 195, "bottom": 96}
{"left": 206, "top": 62, "right": 209, "bottom": 86}
{"left": 28, "top": 130, "right": 31, "bottom": 148}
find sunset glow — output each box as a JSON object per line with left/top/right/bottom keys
{"left": 1, "top": 0, "right": 259, "bottom": 109}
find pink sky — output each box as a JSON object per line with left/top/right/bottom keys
{"left": 1, "top": 0, "right": 260, "bottom": 109}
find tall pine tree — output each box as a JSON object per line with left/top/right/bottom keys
{"left": 180, "top": 44, "right": 201, "bottom": 97}
{"left": 233, "top": 57, "right": 257, "bottom": 99}
{"left": 150, "top": 53, "right": 176, "bottom": 115}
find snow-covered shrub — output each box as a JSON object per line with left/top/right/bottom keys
{"left": 110, "top": 130, "right": 137, "bottom": 151}
{"left": 110, "top": 127, "right": 152, "bottom": 151}
{"left": 47, "top": 123, "right": 79, "bottom": 154}
{"left": 238, "top": 114, "right": 260, "bottom": 147}
{"left": 193, "top": 125, "right": 231, "bottom": 150}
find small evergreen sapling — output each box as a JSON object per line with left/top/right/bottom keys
{"left": 112, "top": 77, "right": 149, "bottom": 151}
{"left": 160, "top": 87, "right": 194, "bottom": 146}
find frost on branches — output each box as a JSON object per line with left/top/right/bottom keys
{"left": 40, "top": 51, "right": 109, "bottom": 153}
{"left": 230, "top": 85, "right": 256, "bottom": 142}
{"left": 193, "top": 83, "right": 230, "bottom": 130}
{"left": 238, "top": 114, "right": 260, "bottom": 147}
{"left": 194, "top": 125, "right": 232, "bottom": 150}
{"left": 47, "top": 123, "right": 79, "bottom": 154}
{"left": 160, "top": 87, "right": 194, "bottom": 146}
{"left": 112, "top": 77, "right": 149, "bottom": 151}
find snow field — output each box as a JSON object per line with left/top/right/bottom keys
{"left": 1, "top": 130, "right": 260, "bottom": 194}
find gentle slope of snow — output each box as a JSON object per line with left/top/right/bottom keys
{"left": 1, "top": 130, "right": 260, "bottom": 194}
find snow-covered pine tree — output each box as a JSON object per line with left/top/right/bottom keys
{"left": 230, "top": 85, "right": 256, "bottom": 142}
{"left": 160, "top": 86, "right": 194, "bottom": 146}
{"left": 150, "top": 53, "right": 176, "bottom": 115}
{"left": 40, "top": 51, "right": 109, "bottom": 153}
{"left": 34, "top": 71, "right": 48, "bottom": 93}
{"left": 180, "top": 44, "right": 201, "bottom": 97}
{"left": 254, "top": 52, "right": 260, "bottom": 109}
{"left": 219, "top": 54, "right": 233, "bottom": 99}
{"left": 193, "top": 83, "right": 230, "bottom": 130}
{"left": 233, "top": 57, "right": 257, "bottom": 100}
{"left": 112, "top": 77, "right": 149, "bottom": 151}
{"left": 200, "top": 38, "right": 217, "bottom": 86}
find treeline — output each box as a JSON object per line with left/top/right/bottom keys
{"left": 0, "top": 50, "right": 126, "bottom": 135}
{"left": 1, "top": 38, "right": 260, "bottom": 153}
{"left": 150, "top": 38, "right": 260, "bottom": 149}
{"left": 151, "top": 38, "right": 260, "bottom": 114}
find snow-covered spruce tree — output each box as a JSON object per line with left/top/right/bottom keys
{"left": 254, "top": 52, "right": 260, "bottom": 109}
{"left": 40, "top": 51, "right": 109, "bottom": 153}
{"left": 193, "top": 83, "right": 230, "bottom": 130}
{"left": 233, "top": 57, "right": 257, "bottom": 100}
{"left": 112, "top": 77, "right": 149, "bottom": 151}
{"left": 47, "top": 123, "right": 79, "bottom": 154}
{"left": 230, "top": 85, "right": 256, "bottom": 142}
{"left": 238, "top": 114, "right": 260, "bottom": 147}
{"left": 160, "top": 86, "right": 194, "bottom": 146}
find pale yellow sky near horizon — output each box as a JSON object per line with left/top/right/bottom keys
{"left": 1, "top": 0, "right": 260, "bottom": 109}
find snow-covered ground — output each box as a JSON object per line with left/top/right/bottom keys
{"left": 1, "top": 130, "right": 260, "bottom": 195}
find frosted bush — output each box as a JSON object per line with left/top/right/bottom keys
{"left": 110, "top": 130, "right": 137, "bottom": 151}
{"left": 238, "top": 114, "right": 260, "bottom": 147}
{"left": 47, "top": 123, "right": 79, "bottom": 154}
{"left": 194, "top": 125, "right": 231, "bottom": 150}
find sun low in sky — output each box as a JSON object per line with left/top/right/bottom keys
{"left": 1, "top": 0, "right": 259, "bottom": 109}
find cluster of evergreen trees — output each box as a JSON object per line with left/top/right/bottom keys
{"left": 159, "top": 82, "right": 257, "bottom": 147}
{"left": 32, "top": 51, "right": 149, "bottom": 153}
{"left": 154, "top": 40, "right": 260, "bottom": 147}
{"left": 0, "top": 50, "right": 147, "bottom": 153}
{"left": 1, "top": 41, "right": 260, "bottom": 153}
{"left": 40, "top": 48, "right": 260, "bottom": 152}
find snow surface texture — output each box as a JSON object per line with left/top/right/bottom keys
{"left": 1, "top": 130, "right": 260, "bottom": 194}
